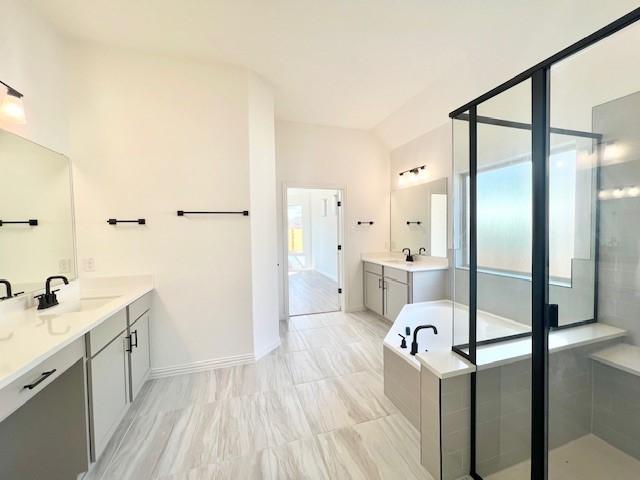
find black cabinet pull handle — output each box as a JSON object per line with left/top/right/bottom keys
{"left": 125, "top": 335, "right": 133, "bottom": 353}
{"left": 23, "top": 369, "right": 56, "bottom": 390}
{"left": 131, "top": 330, "right": 138, "bottom": 348}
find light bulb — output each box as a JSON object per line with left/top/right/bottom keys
{"left": 1, "top": 89, "right": 26, "bottom": 124}
{"left": 598, "top": 190, "right": 611, "bottom": 200}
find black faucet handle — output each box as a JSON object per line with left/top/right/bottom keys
{"left": 398, "top": 333, "right": 407, "bottom": 349}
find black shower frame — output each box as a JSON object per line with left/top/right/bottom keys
{"left": 447, "top": 7, "right": 640, "bottom": 480}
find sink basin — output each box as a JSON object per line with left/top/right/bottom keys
{"left": 387, "top": 260, "right": 412, "bottom": 265}
{"left": 38, "top": 296, "right": 120, "bottom": 317}
{"left": 77, "top": 296, "right": 120, "bottom": 310}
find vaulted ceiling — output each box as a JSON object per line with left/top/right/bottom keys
{"left": 29, "top": 0, "right": 639, "bottom": 147}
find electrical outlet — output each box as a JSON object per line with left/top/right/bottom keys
{"left": 83, "top": 258, "right": 95, "bottom": 272}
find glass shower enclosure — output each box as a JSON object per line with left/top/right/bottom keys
{"left": 449, "top": 7, "right": 640, "bottom": 479}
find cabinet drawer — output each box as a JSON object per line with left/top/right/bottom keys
{"left": 0, "top": 337, "right": 85, "bottom": 422}
{"left": 364, "top": 262, "right": 383, "bottom": 276}
{"left": 128, "top": 292, "right": 152, "bottom": 325}
{"left": 87, "top": 309, "right": 127, "bottom": 358}
{"left": 384, "top": 266, "right": 408, "bottom": 284}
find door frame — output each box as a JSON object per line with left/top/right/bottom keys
{"left": 281, "top": 182, "right": 346, "bottom": 319}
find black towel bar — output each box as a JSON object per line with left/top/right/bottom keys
{"left": 357, "top": 221, "right": 374, "bottom": 225}
{"left": 406, "top": 221, "right": 422, "bottom": 225}
{"left": 177, "top": 210, "right": 249, "bottom": 216}
{"left": 108, "top": 219, "right": 146, "bottom": 225}
{"left": 0, "top": 219, "right": 38, "bottom": 226}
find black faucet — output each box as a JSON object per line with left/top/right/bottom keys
{"left": 35, "top": 275, "right": 69, "bottom": 310}
{"left": 418, "top": 247, "right": 427, "bottom": 255}
{"left": 0, "top": 279, "right": 12, "bottom": 300}
{"left": 402, "top": 248, "right": 414, "bottom": 262}
{"left": 410, "top": 324, "right": 438, "bottom": 355}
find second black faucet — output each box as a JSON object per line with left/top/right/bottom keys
{"left": 35, "top": 275, "right": 69, "bottom": 310}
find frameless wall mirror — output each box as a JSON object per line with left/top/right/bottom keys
{"left": 0, "top": 129, "right": 76, "bottom": 297}
{"left": 390, "top": 177, "right": 447, "bottom": 256}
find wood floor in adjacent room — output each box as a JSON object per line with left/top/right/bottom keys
{"left": 288, "top": 269, "right": 340, "bottom": 317}
{"left": 86, "top": 310, "right": 433, "bottom": 480}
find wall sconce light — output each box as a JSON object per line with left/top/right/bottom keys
{"left": 398, "top": 165, "right": 426, "bottom": 176}
{"left": 0, "top": 81, "right": 26, "bottom": 124}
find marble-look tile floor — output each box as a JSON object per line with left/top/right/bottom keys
{"left": 86, "top": 310, "right": 434, "bottom": 480}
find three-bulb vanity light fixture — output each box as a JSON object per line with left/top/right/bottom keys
{"left": 398, "top": 165, "right": 426, "bottom": 176}
{"left": 0, "top": 80, "right": 26, "bottom": 124}
{"left": 598, "top": 185, "right": 640, "bottom": 200}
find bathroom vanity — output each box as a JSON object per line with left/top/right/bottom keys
{"left": 0, "top": 278, "right": 153, "bottom": 479}
{"left": 364, "top": 176, "right": 449, "bottom": 321}
{"left": 362, "top": 255, "right": 448, "bottom": 321}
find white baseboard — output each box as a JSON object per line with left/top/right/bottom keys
{"left": 150, "top": 339, "right": 282, "bottom": 379}
{"left": 254, "top": 338, "right": 281, "bottom": 360}
{"left": 150, "top": 353, "right": 254, "bottom": 379}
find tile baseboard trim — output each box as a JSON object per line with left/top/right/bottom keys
{"left": 150, "top": 353, "right": 255, "bottom": 379}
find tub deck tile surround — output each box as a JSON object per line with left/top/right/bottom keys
{"left": 86, "top": 310, "right": 434, "bottom": 480}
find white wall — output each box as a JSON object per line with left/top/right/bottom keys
{"left": 309, "top": 189, "right": 339, "bottom": 281}
{"left": 68, "top": 42, "right": 276, "bottom": 371}
{"left": 0, "top": 0, "right": 68, "bottom": 154}
{"left": 276, "top": 120, "right": 390, "bottom": 317}
{"left": 248, "top": 74, "right": 280, "bottom": 358}
{"left": 390, "top": 123, "right": 453, "bottom": 249}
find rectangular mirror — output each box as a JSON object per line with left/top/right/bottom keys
{"left": 390, "top": 177, "right": 447, "bottom": 256}
{"left": 0, "top": 129, "right": 76, "bottom": 297}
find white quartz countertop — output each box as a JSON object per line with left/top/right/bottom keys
{"left": 591, "top": 343, "right": 640, "bottom": 377}
{"left": 0, "top": 276, "right": 153, "bottom": 390}
{"left": 418, "top": 351, "right": 475, "bottom": 379}
{"left": 416, "top": 322, "right": 626, "bottom": 379}
{"left": 361, "top": 253, "right": 448, "bottom": 272}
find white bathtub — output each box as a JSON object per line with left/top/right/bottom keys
{"left": 383, "top": 300, "right": 530, "bottom": 370}
{"left": 382, "top": 300, "right": 530, "bottom": 427}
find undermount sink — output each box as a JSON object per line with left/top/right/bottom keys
{"left": 77, "top": 296, "right": 120, "bottom": 310}
{"left": 38, "top": 296, "right": 120, "bottom": 316}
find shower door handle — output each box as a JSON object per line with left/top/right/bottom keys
{"left": 546, "top": 304, "right": 559, "bottom": 328}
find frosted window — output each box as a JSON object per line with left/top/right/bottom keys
{"left": 464, "top": 149, "right": 576, "bottom": 279}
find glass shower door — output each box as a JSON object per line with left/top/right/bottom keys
{"left": 546, "top": 17, "right": 640, "bottom": 480}
{"left": 473, "top": 79, "right": 533, "bottom": 479}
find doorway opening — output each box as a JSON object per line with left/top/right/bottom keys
{"left": 285, "top": 187, "right": 343, "bottom": 317}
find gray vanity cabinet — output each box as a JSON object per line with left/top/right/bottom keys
{"left": 128, "top": 310, "right": 150, "bottom": 401}
{"left": 365, "top": 271, "right": 384, "bottom": 315}
{"left": 364, "top": 263, "right": 384, "bottom": 316}
{"left": 87, "top": 310, "right": 130, "bottom": 461}
{"left": 86, "top": 292, "right": 153, "bottom": 463}
{"left": 363, "top": 261, "right": 447, "bottom": 322}
{"left": 127, "top": 292, "right": 152, "bottom": 401}
{"left": 384, "top": 277, "right": 408, "bottom": 321}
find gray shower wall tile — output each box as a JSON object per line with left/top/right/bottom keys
{"left": 592, "top": 362, "right": 640, "bottom": 461}
{"left": 474, "top": 345, "right": 598, "bottom": 477}
{"left": 441, "top": 375, "right": 470, "bottom": 480}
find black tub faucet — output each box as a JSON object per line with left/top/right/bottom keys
{"left": 402, "top": 248, "right": 414, "bottom": 262}
{"left": 410, "top": 324, "right": 438, "bottom": 355}
{"left": 35, "top": 275, "right": 69, "bottom": 310}
{"left": 0, "top": 279, "right": 12, "bottom": 300}
{"left": 418, "top": 247, "right": 427, "bottom": 255}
